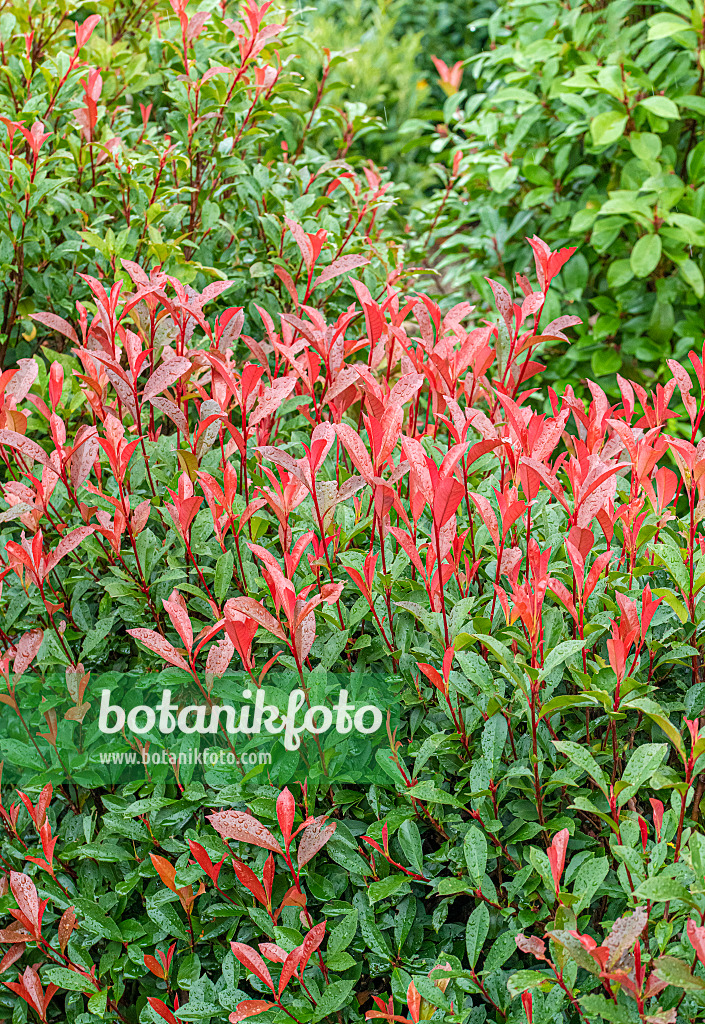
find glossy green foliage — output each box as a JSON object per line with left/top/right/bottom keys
{"left": 411, "top": 0, "right": 705, "bottom": 392}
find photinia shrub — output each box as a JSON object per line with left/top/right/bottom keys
{"left": 0, "top": 0, "right": 401, "bottom": 368}
{"left": 0, "top": 233, "right": 704, "bottom": 1024}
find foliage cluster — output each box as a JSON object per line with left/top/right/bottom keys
{"left": 0, "top": 0, "right": 403, "bottom": 368}
{"left": 0, "top": 217, "right": 704, "bottom": 1024}
{"left": 3, "top": 3, "right": 705, "bottom": 1024}
{"left": 412, "top": 0, "right": 705, "bottom": 391}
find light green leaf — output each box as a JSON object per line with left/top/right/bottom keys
{"left": 631, "top": 234, "right": 662, "bottom": 277}
{"left": 639, "top": 95, "right": 680, "bottom": 119}
{"left": 507, "top": 969, "right": 551, "bottom": 999}
{"left": 680, "top": 258, "right": 705, "bottom": 298}
{"left": 590, "top": 111, "right": 627, "bottom": 146}
{"left": 635, "top": 876, "right": 695, "bottom": 905}
{"left": 655, "top": 955, "right": 705, "bottom": 990}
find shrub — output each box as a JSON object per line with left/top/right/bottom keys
{"left": 0, "top": 0, "right": 401, "bottom": 369}
{"left": 0, "top": 234, "right": 704, "bottom": 1022}
{"left": 412, "top": 0, "right": 705, "bottom": 390}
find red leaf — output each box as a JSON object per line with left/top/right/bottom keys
{"left": 10, "top": 873, "right": 39, "bottom": 933}
{"left": 278, "top": 946, "right": 303, "bottom": 997}
{"left": 249, "top": 376, "right": 298, "bottom": 428}
{"left": 163, "top": 589, "right": 193, "bottom": 653}
{"left": 208, "top": 809, "right": 283, "bottom": 854}
{"left": 189, "top": 840, "right": 225, "bottom": 884}
{"left": 688, "top": 918, "right": 705, "bottom": 968}
{"left": 45, "top": 526, "right": 95, "bottom": 574}
{"left": 30, "top": 312, "right": 78, "bottom": 345}
{"left": 0, "top": 429, "right": 52, "bottom": 468}
{"left": 69, "top": 425, "right": 100, "bottom": 488}
{"left": 516, "top": 934, "right": 547, "bottom": 960}
{"left": 546, "top": 828, "right": 569, "bottom": 895}
{"left": 296, "top": 815, "right": 336, "bottom": 867}
{"left": 57, "top": 907, "right": 76, "bottom": 953}
{"left": 274, "top": 266, "right": 299, "bottom": 307}
{"left": 6, "top": 359, "right": 38, "bottom": 404}
{"left": 142, "top": 357, "right": 192, "bottom": 401}
{"left": 285, "top": 217, "right": 313, "bottom": 270}
{"left": 388, "top": 527, "right": 426, "bottom": 579}
{"left": 12, "top": 629, "right": 43, "bottom": 683}
{"left": 205, "top": 635, "right": 235, "bottom": 680}
{"left": 337, "top": 424, "right": 374, "bottom": 481}
{"left": 432, "top": 477, "right": 465, "bottom": 529}
{"left": 150, "top": 853, "right": 177, "bottom": 892}
{"left": 313, "top": 254, "right": 370, "bottom": 290}
{"left": 148, "top": 395, "right": 190, "bottom": 435}
{"left": 144, "top": 954, "right": 166, "bottom": 979}
{"left": 232, "top": 859, "right": 268, "bottom": 906}
{"left": 224, "top": 598, "right": 287, "bottom": 643}
{"left": 299, "top": 920, "right": 326, "bottom": 972}
{"left": 147, "top": 996, "right": 180, "bottom": 1024}
{"left": 230, "top": 942, "right": 275, "bottom": 991}
{"left": 277, "top": 788, "right": 296, "bottom": 849}
{"left": 486, "top": 278, "right": 513, "bottom": 329}
{"left": 229, "top": 1000, "right": 276, "bottom": 1023}
{"left": 127, "top": 628, "right": 190, "bottom": 672}
{"left": 0, "top": 944, "right": 24, "bottom": 974}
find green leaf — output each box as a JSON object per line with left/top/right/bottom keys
{"left": 398, "top": 820, "right": 424, "bottom": 875}
{"left": 591, "top": 348, "right": 622, "bottom": 377}
{"left": 655, "top": 955, "right": 705, "bottom": 990}
{"left": 436, "top": 877, "right": 472, "bottom": 896}
{"left": 481, "top": 714, "right": 507, "bottom": 776}
{"left": 353, "top": 892, "right": 391, "bottom": 959}
{"left": 552, "top": 740, "right": 609, "bottom": 796}
{"left": 617, "top": 744, "right": 667, "bottom": 805}
{"left": 507, "top": 969, "right": 551, "bottom": 999}
{"left": 627, "top": 698, "right": 684, "bottom": 754}
{"left": 464, "top": 827, "right": 487, "bottom": 887}
{"left": 466, "top": 902, "right": 489, "bottom": 968}
{"left": 214, "top": 549, "right": 234, "bottom": 602}
{"left": 471, "top": 634, "right": 524, "bottom": 685}
{"left": 81, "top": 615, "right": 116, "bottom": 658}
{"left": 408, "top": 781, "right": 465, "bottom": 807}
{"left": 87, "top": 990, "right": 108, "bottom": 1016}
{"left": 312, "top": 980, "right": 355, "bottom": 1020}
{"left": 635, "top": 876, "right": 696, "bottom": 906}
{"left": 590, "top": 111, "right": 627, "bottom": 146}
{"left": 43, "top": 966, "right": 94, "bottom": 993}
{"left": 652, "top": 587, "right": 689, "bottom": 623}
{"left": 679, "top": 258, "right": 705, "bottom": 298}
{"left": 579, "top": 994, "right": 634, "bottom": 1023}
{"left": 326, "top": 951, "right": 356, "bottom": 971}
{"left": 652, "top": 540, "right": 690, "bottom": 593}
{"left": 327, "top": 911, "right": 358, "bottom": 956}
{"left": 631, "top": 234, "right": 662, "bottom": 277}
{"left": 484, "top": 931, "right": 518, "bottom": 973}
{"left": 413, "top": 732, "right": 450, "bottom": 776}
{"left": 368, "top": 874, "right": 411, "bottom": 904}
{"left": 539, "top": 639, "right": 585, "bottom": 682}
{"left": 571, "top": 857, "right": 609, "bottom": 914}
{"left": 639, "top": 95, "right": 680, "bottom": 119}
